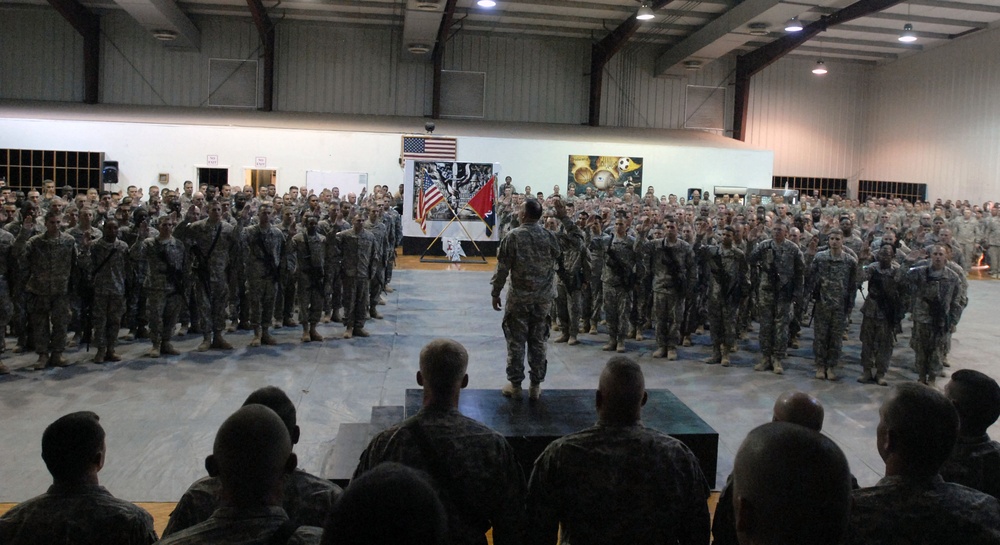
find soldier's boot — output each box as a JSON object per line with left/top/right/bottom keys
{"left": 720, "top": 347, "right": 731, "bottom": 367}
{"left": 554, "top": 334, "right": 570, "bottom": 343}
{"left": 582, "top": 320, "right": 591, "bottom": 333}
{"left": 667, "top": 349, "right": 678, "bottom": 361}
{"left": 788, "top": 335, "right": 800, "bottom": 350}
{"left": 197, "top": 335, "right": 212, "bottom": 352}
{"left": 815, "top": 367, "right": 827, "bottom": 380}
{"left": 68, "top": 332, "right": 80, "bottom": 348}
{"left": 528, "top": 382, "right": 542, "bottom": 401}
{"left": 93, "top": 348, "right": 107, "bottom": 364}
{"left": 301, "top": 325, "right": 312, "bottom": 343}
{"left": 704, "top": 346, "right": 722, "bottom": 364}
{"left": 874, "top": 373, "right": 889, "bottom": 386}
{"left": 226, "top": 321, "right": 238, "bottom": 333}
{"left": 31, "top": 353, "right": 49, "bottom": 371}
{"left": 926, "top": 375, "right": 937, "bottom": 387}
{"left": 635, "top": 331, "right": 644, "bottom": 342}
{"left": 0, "top": 360, "right": 8, "bottom": 375}
{"left": 353, "top": 328, "right": 370, "bottom": 338}
{"left": 552, "top": 322, "right": 561, "bottom": 332}
{"left": 627, "top": 327, "right": 636, "bottom": 339}
{"left": 567, "top": 336, "right": 580, "bottom": 346}
{"left": 332, "top": 309, "right": 344, "bottom": 323}
{"left": 589, "top": 324, "right": 599, "bottom": 335}
{"left": 754, "top": 356, "right": 772, "bottom": 372}
{"left": 643, "top": 320, "right": 653, "bottom": 330}
{"left": 342, "top": 329, "right": 354, "bottom": 339}
{"left": 321, "top": 313, "right": 332, "bottom": 324}
{"left": 283, "top": 318, "right": 299, "bottom": 328}
{"left": 652, "top": 347, "right": 667, "bottom": 358}
{"left": 378, "top": 295, "right": 387, "bottom": 306}
{"left": 161, "top": 341, "right": 181, "bottom": 356}
{"left": 123, "top": 329, "right": 137, "bottom": 342}
{"left": 105, "top": 350, "right": 122, "bottom": 363}
{"left": 918, "top": 373, "right": 928, "bottom": 385}
{"left": 729, "top": 343, "right": 738, "bottom": 354}
{"left": 682, "top": 335, "right": 692, "bottom": 347}
{"left": 826, "top": 367, "right": 838, "bottom": 381}
{"left": 212, "top": 331, "right": 234, "bottom": 350}
{"left": 857, "top": 369, "right": 873, "bottom": 384}
{"left": 369, "top": 307, "right": 383, "bottom": 320}
{"left": 50, "top": 353, "right": 70, "bottom": 367}
{"left": 772, "top": 360, "right": 784, "bottom": 375}
{"left": 695, "top": 325, "right": 705, "bottom": 335}
{"left": 842, "top": 331, "right": 849, "bottom": 340}
{"left": 938, "top": 369, "right": 948, "bottom": 378}
{"left": 249, "top": 327, "right": 262, "bottom": 347}
{"left": 942, "top": 355, "right": 951, "bottom": 367}
{"left": 147, "top": 345, "right": 161, "bottom": 358}
{"left": 501, "top": 382, "right": 522, "bottom": 398}
{"left": 137, "top": 326, "right": 149, "bottom": 338}
{"left": 238, "top": 321, "right": 251, "bottom": 331}
{"left": 602, "top": 341, "right": 617, "bottom": 352}
{"left": 384, "top": 285, "right": 394, "bottom": 293}
{"left": 739, "top": 331, "right": 750, "bottom": 341}
{"left": 616, "top": 342, "right": 627, "bottom": 353}
{"left": 261, "top": 328, "right": 278, "bottom": 346}
{"left": 309, "top": 324, "right": 324, "bottom": 342}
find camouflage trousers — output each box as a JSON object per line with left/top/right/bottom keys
{"left": 989, "top": 245, "right": 1000, "bottom": 274}
{"left": 0, "top": 276, "right": 11, "bottom": 352}
{"left": 342, "top": 276, "right": 370, "bottom": 330}
{"left": 502, "top": 299, "right": 550, "bottom": 385}
{"left": 247, "top": 276, "right": 277, "bottom": 328}
{"left": 195, "top": 278, "right": 229, "bottom": 335}
{"left": 653, "top": 290, "right": 684, "bottom": 350}
{"left": 325, "top": 263, "right": 343, "bottom": 315}
{"left": 581, "top": 276, "right": 602, "bottom": 326}
{"left": 297, "top": 274, "right": 324, "bottom": 325}
{"left": 860, "top": 315, "right": 894, "bottom": 378}
{"left": 369, "top": 266, "right": 385, "bottom": 312}
{"left": 603, "top": 284, "right": 632, "bottom": 343}
{"left": 910, "top": 321, "right": 945, "bottom": 379}
{"left": 813, "top": 306, "right": 846, "bottom": 368}
{"left": 555, "top": 282, "right": 582, "bottom": 337}
{"left": 29, "top": 292, "right": 69, "bottom": 355}
{"left": 707, "top": 299, "right": 739, "bottom": 352}
{"left": 92, "top": 293, "right": 125, "bottom": 351}
{"left": 276, "top": 271, "right": 297, "bottom": 323}
{"left": 125, "top": 272, "right": 148, "bottom": 331}
{"left": 146, "top": 289, "right": 183, "bottom": 346}
{"left": 757, "top": 291, "right": 792, "bottom": 359}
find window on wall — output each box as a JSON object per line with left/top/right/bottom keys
{"left": 858, "top": 180, "right": 927, "bottom": 203}
{"left": 0, "top": 149, "right": 104, "bottom": 192}
{"left": 198, "top": 167, "right": 229, "bottom": 188}
{"left": 772, "top": 176, "right": 848, "bottom": 198}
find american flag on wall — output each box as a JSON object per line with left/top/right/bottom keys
{"left": 402, "top": 136, "right": 458, "bottom": 161}
{"left": 418, "top": 171, "right": 445, "bottom": 234}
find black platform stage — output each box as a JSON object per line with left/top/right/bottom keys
{"left": 404, "top": 388, "right": 719, "bottom": 484}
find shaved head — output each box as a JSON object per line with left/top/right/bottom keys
{"left": 772, "top": 391, "right": 824, "bottom": 432}
{"left": 418, "top": 339, "right": 469, "bottom": 395}
{"left": 211, "top": 404, "right": 294, "bottom": 505}
{"left": 597, "top": 357, "right": 646, "bottom": 424}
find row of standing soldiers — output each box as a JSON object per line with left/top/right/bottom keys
{"left": 0, "top": 193, "right": 401, "bottom": 373}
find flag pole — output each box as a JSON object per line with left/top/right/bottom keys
{"left": 418, "top": 199, "right": 488, "bottom": 264}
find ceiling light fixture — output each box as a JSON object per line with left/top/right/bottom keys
{"left": 898, "top": 23, "right": 917, "bottom": 42}
{"left": 812, "top": 60, "right": 828, "bottom": 75}
{"left": 477, "top": 0, "right": 496, "bottom": 7}
{"left": 784, "top": 17, "right": 803, "bottom": 32}
{"left": 637, "top": 2, "right": 655, "bottom": 21}
{"left": 747, "top": 22, "right": 769, "bottom": 36}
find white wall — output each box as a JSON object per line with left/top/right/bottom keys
{"left": 861, "top": 26, "right": 1000, "bottom": 203}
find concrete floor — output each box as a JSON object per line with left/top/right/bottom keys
{"left": 1, "top": 270, "right": 998, "bottom": 503}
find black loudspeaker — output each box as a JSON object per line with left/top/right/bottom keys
{"left": 102, "top": 161, "right": 119, "bottom": 186}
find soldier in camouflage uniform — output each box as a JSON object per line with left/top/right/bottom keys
{"left": 748, "top": 223, "right": 804, "bottom": 374}
{"left": 805, "top": 231, "right": 858, "bottom": 380}
{"left": 491, "top": 198, "right": 561, "bottom": 400}
{"left": 847, "top": 383, "right": 1000, "bottom": 545}
{"left": 0, "top": 411, "right": 158, "bottom": 545}
{"left": 939, "top": 369, "right": 1000, "bottom": 499}
{"left": 902, "top": 244, "right": 963, "bottom": 385}
{"left": 854, "top": 243, "right": 903, "bottom": 385}
{"left": 319, "top": 204, "right": 348, "bottom": 323}
{"left": 337, "top": 213, "right": 378, "bottom": 339}
{"left": 66, "top": 207, "right": 102, "bottom": 346}
{"left": 364, "top": 204, "right": 389, "bottom": 321}
{"left": 0, "top": 226, "right": 13, "bottom": 374}
{"left": 550, "top": 202, "right": 591, "bottom": 346}
{"left": 162, "top": 386, "right": 341, "bottom": 537}
{"left": 18, "top": 210, "right": 78, "bottom": 370}
{"left": 354, "top": 339, "right": 526, "bottom": 545}
{"left": 292, "top": 213, "right": 326, "bottom": 342}
{"left": 175, "top": 201, "right": 238, "bottom": 352}
{"left": 581, "top": 215, "right": 604, "bottom": 334}
{"left": 596, "top": 214, "right": 637, "bottom": 353}
{"left": 8, "top": 203, "right": 42, "bottom": 354}
{"left": 636, "top": 217, "right": 696, "bottom": 360}
{"left": 275, "top": 207, "right": 298, "bottom": 327}
{"left": 84, "top": 220, "right": 130, "bottom": 363}
{"left": 157, "top": 405, "right": 323, "bottom": 545}
{"left": 243, "top": 204, "right": 283, "bottom": 347}
{"left": 697, "top": 225, "right": 748, "bottom": 366}
{"left": 134, "top": 214, "right": 186, "bottom": 358}
{"left": 526, "top": 356, "right": 710, "bottom": 545}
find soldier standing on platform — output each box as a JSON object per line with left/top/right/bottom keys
{"left": 805, "top": 231, "right": 858, "bottom": 380}
{"left": 292, "top": 213, "right": 326, "bottom": 342}
{"left": 85, "top": 220, "right": 129, "bottom": 364}
{"left": 491, "top": 198, "right": 561, "bottom": 400}
{"left": 244, "top": 203, "right": 283, "bottom": 347}
{"left": 135, "top": 214, "right": 186, "bottom": 358}
{"left": 338, "top": 213, "right": 378, "bottom": 339}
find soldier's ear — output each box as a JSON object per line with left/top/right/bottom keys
{"left": 641, "top": 391, "right": 648, "bottom": 407}
{"left": 416, "top": 371, "right": 424, "bottom": 387}
{"left": 205, "top": 455, "right": 219, "bottom": 477}
{"left": 461, "top": 374, "right": 469, "bottom": 389}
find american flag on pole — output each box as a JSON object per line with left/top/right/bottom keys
{"left": 417, "top": 171, "right": 444, "bottom": 234}
{"left": 402, "top": 136, "right": 458, "bottom": 161}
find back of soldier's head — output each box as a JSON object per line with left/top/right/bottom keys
{"left": 322, "top": 462, "right": 446, "bottom": 545}
{"left": 597, "top": 357, "right": 645, "bottom": 422}
{"left": 419, "top": 339, "right": 468, "bottom": 394}
{"left": 211, "top": 405, "right": 293, "bottom": 504}
{"left": 772, "top": 391, "right": 824, "bottom": 432}
{"left": 945, "top": 370, "right": 1000, "bottom": 437}
{"left": 733, "top": 422, "right": 852, "bottom": 545}
{"left": 881, "top": 383, "right": 959, "bottom": 475}
{"left": 41, "top": 411, "right": 105, "bottom": 483}
{"left": 243, "top": 386, "right": 298, "bottom": 444}
{"left": 522, "top": 198, "right": 543, "bottom": 221}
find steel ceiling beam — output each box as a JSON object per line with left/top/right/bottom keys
{"left": 588, "top": 0, "right": 674, "bottom": 127}
{"left": 47, "top": 0, "right": 100, "bottom": 103}
{"left": 246, "top": 0, "right": 274, "bottom": 111}
{"left": 732, "top": 0, "right": 907, "bottom": 141}
{"left": 431, "top": 0, "right": 459, "bottom": 119}
{"left": 809, "top": 6, "right": 988, "bottom": 28}
{"left": 907, "top": 0, "right": 1000, "bottom": 13}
